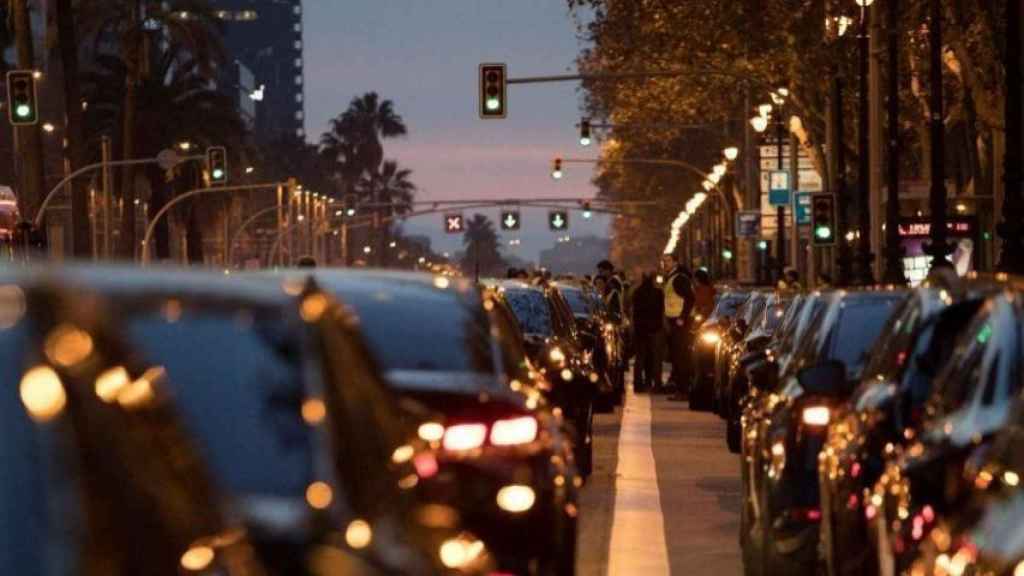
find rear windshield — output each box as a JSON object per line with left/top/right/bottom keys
{"left": 711, "top": 294, "right": 747, "bottom": 320}
{"left": 559, "top": 287, "right": 591, "bottom": 317}
{"left": 128, "top": 313, "right": 313, "bottom": 499}
{"left": 504, "top": 289, "right": 554, "bottom": 336}
{"left": 829, "top": 300, "right": 899, "bottom": 379}
{"left": 337, "top": 288, "right": 495, "bottom": 373}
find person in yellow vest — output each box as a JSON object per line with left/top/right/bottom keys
{"left": 660, "top": 253, "right": 696, "bottom": 400}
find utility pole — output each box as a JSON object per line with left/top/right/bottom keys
{"left": 882, "top": 0, "right": 908, "bottom": 284}
{"left": 833, "top": 76, "right": 854, "bottom": 287}
{"left": 55, "top": 0, "right": 90, "bottom": 258}
{"left": 776, "top": 113, "right": 786, "bottom": 282}
{"left": 11, "top": 0, "right": 45, "bottom": 223}
{"left": 997, "top": 0, "right": 1024, "bottom": 273}
{"left": 855, "top": 3, "right": 875, "bottom": 285}
{"left": 924, "top": 0, "right": 952, "bottom": 270}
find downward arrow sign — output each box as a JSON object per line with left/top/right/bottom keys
{"left": 504, "top": 214, "right": 517, "bottom": 228}
{"left": 551, "top": 214, "right": 565, "bottom": 229}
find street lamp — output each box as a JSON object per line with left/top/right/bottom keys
{"left": 750, "top": 116, "right": 769, "bottom": 133}
{"left": 723, "top": 147, "right": 739, "bottom": 161}
{"left": 852, "top": 0, "right": 876, "bottom": 285}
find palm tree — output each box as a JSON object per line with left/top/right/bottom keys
{"left": 358, "top": 160, "right": 416, "bottom": 265}
{"left": 320, "top": 92, "right": 407, "bottom": 195}
{"left": 77, "top": 0, "right": 224, "bottom": 257}
{"left": 461, "top": 214, "right": 505, "bottom": 278}
{"left": 83, "top": 46, "right": 247, "bottom": 261}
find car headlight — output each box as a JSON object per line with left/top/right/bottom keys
{"left": 549, "top": 347, "right": 566, "bottom": 365}
{"left": 700, "top": 331, "right": 720, "bottom": 345}
{"left": 802, "top": 405, "right": 831, "bottom": 427}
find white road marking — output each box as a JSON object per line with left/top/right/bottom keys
{"left": 608, "top": 387, "right": 670, "bottom": 576}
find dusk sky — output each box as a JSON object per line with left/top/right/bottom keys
{"left": 303, "top": 1, "right": 606, "bottom": 263}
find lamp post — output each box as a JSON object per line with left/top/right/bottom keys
{"left": 923, "top": 0, "right": 952, "bottom": 270}
{"left": 997, "top": 0, "right": 1024, "bottom": 273}
{"left": 882, "top": 0, "right": 908, "bottom": 284}
{"left": 772, "top": 93, "right": 788, "bottom": 283}
{"left": 854, "top": 0, "right": 876, "bottom": 285}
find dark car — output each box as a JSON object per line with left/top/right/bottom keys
{"left": 713, "top": 291, "right": 771, "bottom": 416}
{"left": 493, "top": 280, "right": 599, "bottom": 478}
{"left": 868, "top": 289, "right": 1024, "bottom": 576}
{"left": 555, "top": 281, "right": 622, "bottom": 411}
{"left": 311, "top": 270, "right": 580, "bottom": 575}
{"left": 65, "top": 267, "right": 476, "bottom": 575}
{"left": 691, "top": 290, "right": 750, "bottom": 410}
{"left": 817, "top": 284, "right": 989, "bottom": 576}
{"left": 741, "top": 290, "right": 903, "bottom": 576}
{"left": 0, "top": 278, "right": 267, "bottom": 576}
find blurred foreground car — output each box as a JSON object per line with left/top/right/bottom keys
{"left": 312, "top": 271, "right": 580, "bottom": 575}
{"left": 1, "top": 279, "right": 266, "bottom": 576}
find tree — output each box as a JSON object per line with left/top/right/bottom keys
{"left": 461, "top": 214, "right": 505, "bottom": 277}
{"left": 77, "top": 0, "right": 224, "bottom": 258}
{"left": 358, "top": 159, "right": 416, "bottom": 265}
{"left": 82, "top": 46, "right": 247, "bottom": 262}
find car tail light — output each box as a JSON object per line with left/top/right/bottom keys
{"left": 802, "top": 405, "right": 831, "bottom": 427}
{"left": 490, "top": 416, "right": 538, "bottom": 446}
{"left": 442, "top": 423, "right": 488, "bottom": 451}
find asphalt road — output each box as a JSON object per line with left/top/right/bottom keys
{"left": 577, "top": 386, "right": 743, "bottom": 576}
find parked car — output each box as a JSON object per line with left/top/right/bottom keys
{"left": 1, "top": 278, "right": 268, "bottom": 576}
{"left": 311, "top": 270, "right": 580, "bottom": 575}
{"left": 713, "top": 291, "right": 770, "bottom": 416}
{"left": 691, "top": 289, "right": 750, "bottom": 410}
{"left": 554, "top": 281, "right": 622, "bottom": 411}
{"left": 66, "top": 267, "right": 479, "bottom": 575}
{"left": 492, "top": 280, "right": 600, "bottom": 478}
{"left": 817, "top": 282, "right": 989, "bottom": 576}
{"left": 868, "top": 288, "right": 1024, "bottom": 576}
{"left": 741, "top": 290, "right": 903, "bottom": 576}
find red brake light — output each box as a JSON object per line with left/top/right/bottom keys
{"left": 442, "top": 423, "right": 487, "bottom": 451}
{"left": 490, "top": 416, "right": 539, "bottom": 446}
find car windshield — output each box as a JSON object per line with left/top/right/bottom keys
{"left": 710, "top": 294, "right": 747, "bottom": 321}
{"left": 128, "top": 312, "right": 313, "bottom": 499}
{"left": 828, "top": 300, "right": 901, "bottom": 379}
{"left": 559, "top": 287, "right": 592, "bottom": 317}
{"left": 335, "top": 287, "right": 495, "bottom": 373}
{"left": 504, "top": 289, "right": 554, "bottom": 336}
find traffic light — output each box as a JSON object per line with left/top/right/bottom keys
{"left": 479, "top": 63, "right": 507, "bottom": 119}
{"left": 7, "top": 71, "right": 38, "bottom": 126}
{"left": 811, "top": 193, "right": 836, "bottom": 246}
{"left": 579, "top": 118, "right": 592, "bottom": 146}
{"left": 500, "top": 210, "right": 521, "bottom": 231}
{"left": 445, "top": 213, "right": 465, "bottom": 234}
{"left": 549, "top": 210, "right": 569, "bottom": 231}
{"left": 581, "top": 201, "right": 592, "bottom": 219}
{"left": 207, "top": 146, "right": 228, "bottom": 185}
{"left": 551, "top": 157, "right": 563, "bottom": 180}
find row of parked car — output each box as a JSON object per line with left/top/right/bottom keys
{"left": 690, "top": 272, "right": 1024, "bottom": 576}
{"left": 2, "top": 266, "right": 626, "bottom": 575}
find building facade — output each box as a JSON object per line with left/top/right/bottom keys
{"left": 210, "top": 0, "right": 306, "bottom": 142}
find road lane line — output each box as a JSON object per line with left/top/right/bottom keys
{"left": 608, "top": 388, "right": 670, "bottom": 576}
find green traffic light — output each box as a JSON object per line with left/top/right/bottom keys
{"left": 722, "top": 249, "right": 734, "bottom": 260}
{"left": 814, "top": 226, "right": 833, "bottom": 240}
{"left": 486, "top": 98, "right": 501, "bottom": 111}
{"left": 757, "top": 240, "right": 768, "bottom": 251}
{"left": 15, "top": 104, "right": 31, "bottom": 118}
{"left": 212, "top": 168, "right": 225, "bottom": 180}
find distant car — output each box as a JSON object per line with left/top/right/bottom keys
{"left": 310, "top": 270, "right": 580, "bottom": 575}
{"left": 1, "top": 279, "right": 266, "bottom": 576}
{"left": 65, "top": 267, "right": 471, "bottom": 575}
{"left": 713, "top": 291, "right": 771, "bottom": 417}
{"left": 494, "top": 280, "right": 599, "bottom": 478}
{"left": 741, "top": 290, "right": 903, "bottom": 576}
{"left": 691, "top": 290, "right": 749, "bottom": 411}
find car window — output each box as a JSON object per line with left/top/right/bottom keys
{"left": 709, "top": 294, "right": 747, "bottom": 321}
{"left": 489, "top": 301, "right": 532, "bottom": 381}
{"left": 559, "top": 287, "right": 592, "bottom": 317}
{"left": 128, "top": 312, "right": 313, "bottom": 499}
{"left": 928, "top": 309, "right": 992, "bottom": 419}
{"left": 337, "top": 287, "right": 495, "bottom": 374}
{"left": 504, "top": 289, "right": 554, "bottom": 336}
{"left": 827, "top": 299, "right": 900, "bottom": 379}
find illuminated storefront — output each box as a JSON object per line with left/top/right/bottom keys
{"left": 898, "top": 217, "right": 976, "bottom": 285}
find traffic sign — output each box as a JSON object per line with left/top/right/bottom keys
{"left": 769, "top": 170, "right": 791, "bottom": 206}
{"left": 500, "top": 210, "right": 521, "bottom": 231}
{"left": 794, "top": 192, "right": 811, "bottom": 225}
{"left": 548, "top": 210, "right": 569, "bottom": 231}
{"left": 736, "top": 211, "right": 761, "bottom": 238}
{"left": 444, "top": 213, "right": 465, "bottom": 234}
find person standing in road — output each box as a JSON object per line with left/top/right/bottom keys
{"left": 661, "top": 253, "right": 695, "bottom": 401}
{"left": 693, "top": 268, "right": 716, "bottom": 322}
{"left": 597, "top": 260, "right": 625, "bottom": 323}
{"left": 631, "top": 272, "right": 664, "bottom": 392}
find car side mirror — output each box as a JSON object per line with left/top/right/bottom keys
{"left": 796, "top": 360, "right": 849, "bottom": 397}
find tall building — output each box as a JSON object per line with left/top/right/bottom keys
{"left": 210, "top": 0, "right": 306, "bottom": 142}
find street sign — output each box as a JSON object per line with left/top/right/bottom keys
{"left": 736, "top": 211, "right": 761, "bottom": 238}
{"left": 500, "top": 210, "right": 521, "bottom": 231}
{"left": 794, "top": 192, "right": 812, "bottom": 225}
{"left": 444, "top": 213, "right": 464, "bottom": 234}
{"left": 548, "top": 210, "right": 569, "bottom": 231}
{"left": 769, "top": 170, "right": 791, "bottom": 206}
